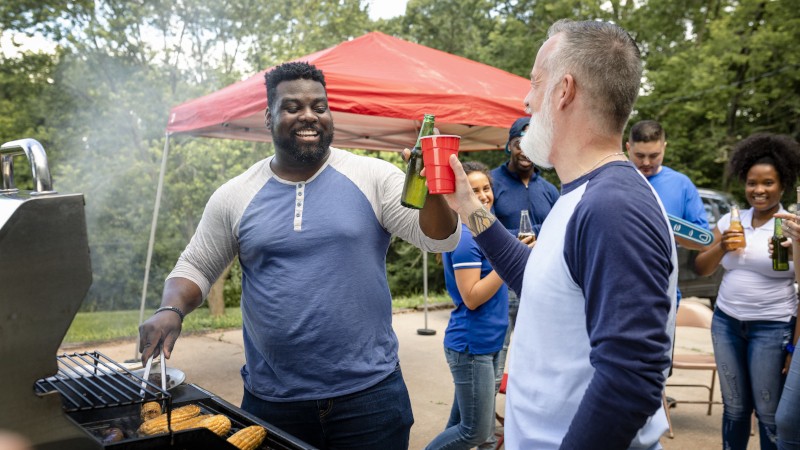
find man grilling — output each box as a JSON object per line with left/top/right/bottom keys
{"left": 138, "top": 61, "right": 460, "bottom": 449}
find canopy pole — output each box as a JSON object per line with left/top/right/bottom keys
{"left": 417, "top": 250, "right": 436, "bottom": 336}
{"left": 131, "top": 132, "right": 171, "bottom": 362}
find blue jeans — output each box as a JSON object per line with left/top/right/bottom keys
{"left": 424, "top": 347, "right": 500, "bottom": 450}
{"left": 777, "top": 342, "right": 800, "bottom": 450}
{"left": 241, "top": 365, "right": 413, "bottom": 450}
{"left": 496, "top": 289, "right": 520, "bottom": 390}
{"left": 712, "top": 308, "right": 793, "bottom": 450}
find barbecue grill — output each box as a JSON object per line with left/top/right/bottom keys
{"left": 0, "top": 139, "right": 316, "bottom": 450}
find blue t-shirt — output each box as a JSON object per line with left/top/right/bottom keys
{"left": 167, "top": 149, "right": 461, "bottom": 402}
{"left": 442, "top": 226, "right": 509, "bottom": 355}
{"left": 646, "top": 166, "right": 708, "bottom": 229}
{"left": 646, "top": 165, "right": 708, "bottom": 303}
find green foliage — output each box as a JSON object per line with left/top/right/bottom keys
{"left": 3, "top": 0, "right": 799, "bottom": 314}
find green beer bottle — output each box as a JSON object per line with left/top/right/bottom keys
{"left": 773, "top": 217, "right": 790, "bottom": 271}
{"left": 401, "top": 114, "right": 435, "bottom": 209}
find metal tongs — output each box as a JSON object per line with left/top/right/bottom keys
{"left": 139, "top": 346, "right": 167, "bottom": 397}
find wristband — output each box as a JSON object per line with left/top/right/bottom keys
{"left": 155, "top": 306, "right": 184, "bottom": 323}
{"left": 788, "top": 343, "right": 795, "bottom": 355}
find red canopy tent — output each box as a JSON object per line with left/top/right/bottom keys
{"left": 135, "top": 32, "right": 531, "bottom": 347}
{"left": 165, "top": 31, "right": 530, "bottom": 151}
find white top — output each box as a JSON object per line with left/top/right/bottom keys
{"left": 716, "top": 206, "right": 797, "bottom": 322}
{"left": 506, "top": 163, "right": 677, "bottom": 450}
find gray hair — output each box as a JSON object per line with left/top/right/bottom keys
{"left": 544, "top": 19, "right": 642, "bottom": 134}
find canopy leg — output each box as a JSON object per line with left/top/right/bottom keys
{"left": 130, "top": 133, "right": 171, "bottom": 362}
{"left": 417, "top": 250, "right": 436, "bottom": 336}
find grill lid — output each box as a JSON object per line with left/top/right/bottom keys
{"left": 0, "top": 138, "right": 100, "bottom": 449}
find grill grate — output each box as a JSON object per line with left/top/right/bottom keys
{"left": 35, "top": 351, "right": 171, "bottom": 413}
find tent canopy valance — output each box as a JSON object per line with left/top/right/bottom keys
{"left": 166, "top": 31, "right": 531, "bottom": 151}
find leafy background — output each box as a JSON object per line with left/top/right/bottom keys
{"left": 1, "top": 0, "right": 798, "bottom": 311}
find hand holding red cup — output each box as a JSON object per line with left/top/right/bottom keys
{"left": 420, "top": 135, "right": 460, "bottom": 194}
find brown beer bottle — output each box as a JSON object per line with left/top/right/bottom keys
{"left": 727, "top": 206, "right": 746, "bottom": 249}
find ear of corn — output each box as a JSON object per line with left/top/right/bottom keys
{"left": 137, "top": 404, "right": 201, "bottom": 436}
{"left": 170, "top": 414, "right": 212, "bottom": 432}
{"left": 140, "top": 402, "right": 162, "bottom": 422}
{"left": 227, "top": 425, "right": 267, "bottom": 450}
{"left": 195, "top": 415, "right": 232, "bottom": 436}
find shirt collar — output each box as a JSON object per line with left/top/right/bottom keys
{"left": 501, "top": 161, "right": 540, "bottom": 183}
{"left": 741, "top": 205, "right": 788, "bottom": 230}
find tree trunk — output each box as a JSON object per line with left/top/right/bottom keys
{"left": 207, "top": 261, "right": 233, "bottom": 317}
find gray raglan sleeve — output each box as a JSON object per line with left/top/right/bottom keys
{"left": 377, "top": 162, "right": 461, "bottom": 253}
{"left": 166, "top": 184, "right": 240, "bottom": 299}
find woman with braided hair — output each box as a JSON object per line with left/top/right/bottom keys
{"left": 696, "top": 133, "right": 800, "bottom": 450}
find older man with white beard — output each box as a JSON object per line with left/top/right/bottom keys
{"left": 431, "top": 19, "right": 677, "bottom": 450}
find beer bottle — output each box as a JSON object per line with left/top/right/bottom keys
{"left": 727, "top": 206, "right": 746, "bottom": 250}
{"left": 773, "top": 218, "right": 790, "bottom": 271}
{"left": 401, "top": 114, "right": 435, "bottom": 209}
{"left": 518, "top": 210, "right": 536, "bottom": 243}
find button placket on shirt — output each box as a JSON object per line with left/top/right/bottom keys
{"left": 294, "top": 182, "right": 304, "bottom": 231}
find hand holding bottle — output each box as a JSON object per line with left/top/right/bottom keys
{"left": 770, "top": 212, "right": 797, "bottom": 260}
{"left": 774, "top": 212, "right": 800, "bottom": 241}
{"left": 720, "top": 228, "right": 745, "bottom": 252}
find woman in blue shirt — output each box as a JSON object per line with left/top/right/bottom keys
{"left": 425, "top": 162, "right": 531, "bottom": 450}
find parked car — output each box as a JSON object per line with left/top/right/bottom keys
{"left": 676, "top": 188, "right": 739, "bottom": 308}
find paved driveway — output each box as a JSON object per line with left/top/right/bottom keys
{"left": 64, "top": 300, "right": 758, "bottom": 449}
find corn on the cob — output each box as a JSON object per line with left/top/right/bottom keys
{"left": 227, "top": 425, "right": 267, "bottom": 450}
{"left": 137, "top": 404, "right": 201, "bottom": 436}
{"left": 170, "top": 414, "right": 212, "bottom": 432}
{"left": 194, "top": 414, "right": 231, "bottom": 436}
{"left": 140, "top": 402, "right": 162, "bottom": 422}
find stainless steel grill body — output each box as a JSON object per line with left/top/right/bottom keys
{"left": 0, "top": 139, "right": 100, "bottom": 449}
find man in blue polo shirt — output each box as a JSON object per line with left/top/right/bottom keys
{"left": 627, "top": 120, "right": 709, "bottom": 305}
{"left": 491, "top": 116, "right": 559, "bottom": 393}
{"left": 492, "top": 117, "right": 560, "bottom": 237}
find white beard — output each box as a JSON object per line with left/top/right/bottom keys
{"left": 520, "top": 84, "right": 556, "bottom": 169}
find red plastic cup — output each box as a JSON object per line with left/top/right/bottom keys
{"left": 421, "top": 135, "right": 460, "bottom": 194}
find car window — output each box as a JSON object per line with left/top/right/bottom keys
{"left": 715, "top": 199, "right": 731, "bottom": 217}
{"left": 703, "top": 200, "right": 717, "bottom": 229}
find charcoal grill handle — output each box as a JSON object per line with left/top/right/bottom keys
{"left": 0, "top": 139, "right": 57, "bottom": 195}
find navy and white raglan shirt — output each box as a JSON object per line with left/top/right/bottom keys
{"left": 473, "top": 161, "right": 677, "bottom": 450}
{"left": 167, "top": 148, "right": 461, "bottom": 402}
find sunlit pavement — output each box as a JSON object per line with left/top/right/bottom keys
{"left": 63, "top": 298, "right": 760, "bottom": 449}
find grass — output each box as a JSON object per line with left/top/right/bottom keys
{"left": 391, "top": 293, "right": 451, "bottom": 309}
{"left": 63, "top": 308, "right": 244, "bottom": 344}
{"left": 63, "top": 294, "right": 454, "bottom": 344}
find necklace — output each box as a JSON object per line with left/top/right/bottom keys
{"left": 580, "top": 152, "right": 626, "bottom": 177}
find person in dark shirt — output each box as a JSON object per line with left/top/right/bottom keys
{"left": 491, "top": 116, "right": 559, "bottom": 396}
{"left": 491, "top": 117, "right": 560, "bottom": 237}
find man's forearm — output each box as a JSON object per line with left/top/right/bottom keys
{"left": 162, "top": 277, "right": 205, "bottom": 316}
{"left": 419, "top": 193, "right": 458, "bottom": 239}
{"left": 472, "top": 219, "right": 531, "bottom": 295}
{"left": 675, "top": 236, "right": 707, "bottom": 251}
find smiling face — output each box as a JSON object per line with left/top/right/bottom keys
{"left": 266, "top": 78, "right": 334, "bottom": 164}
{"left": 628, "top": 140, "right": 666, "bottom": 178}
{"left": 467, "top": 172, "right": 494, "bottom": 210}
{"left": 745, "top": 163, "right": 783, "bottom": 212}
{"left": 508, "top": 125, "right": 534, "bottom": 174}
